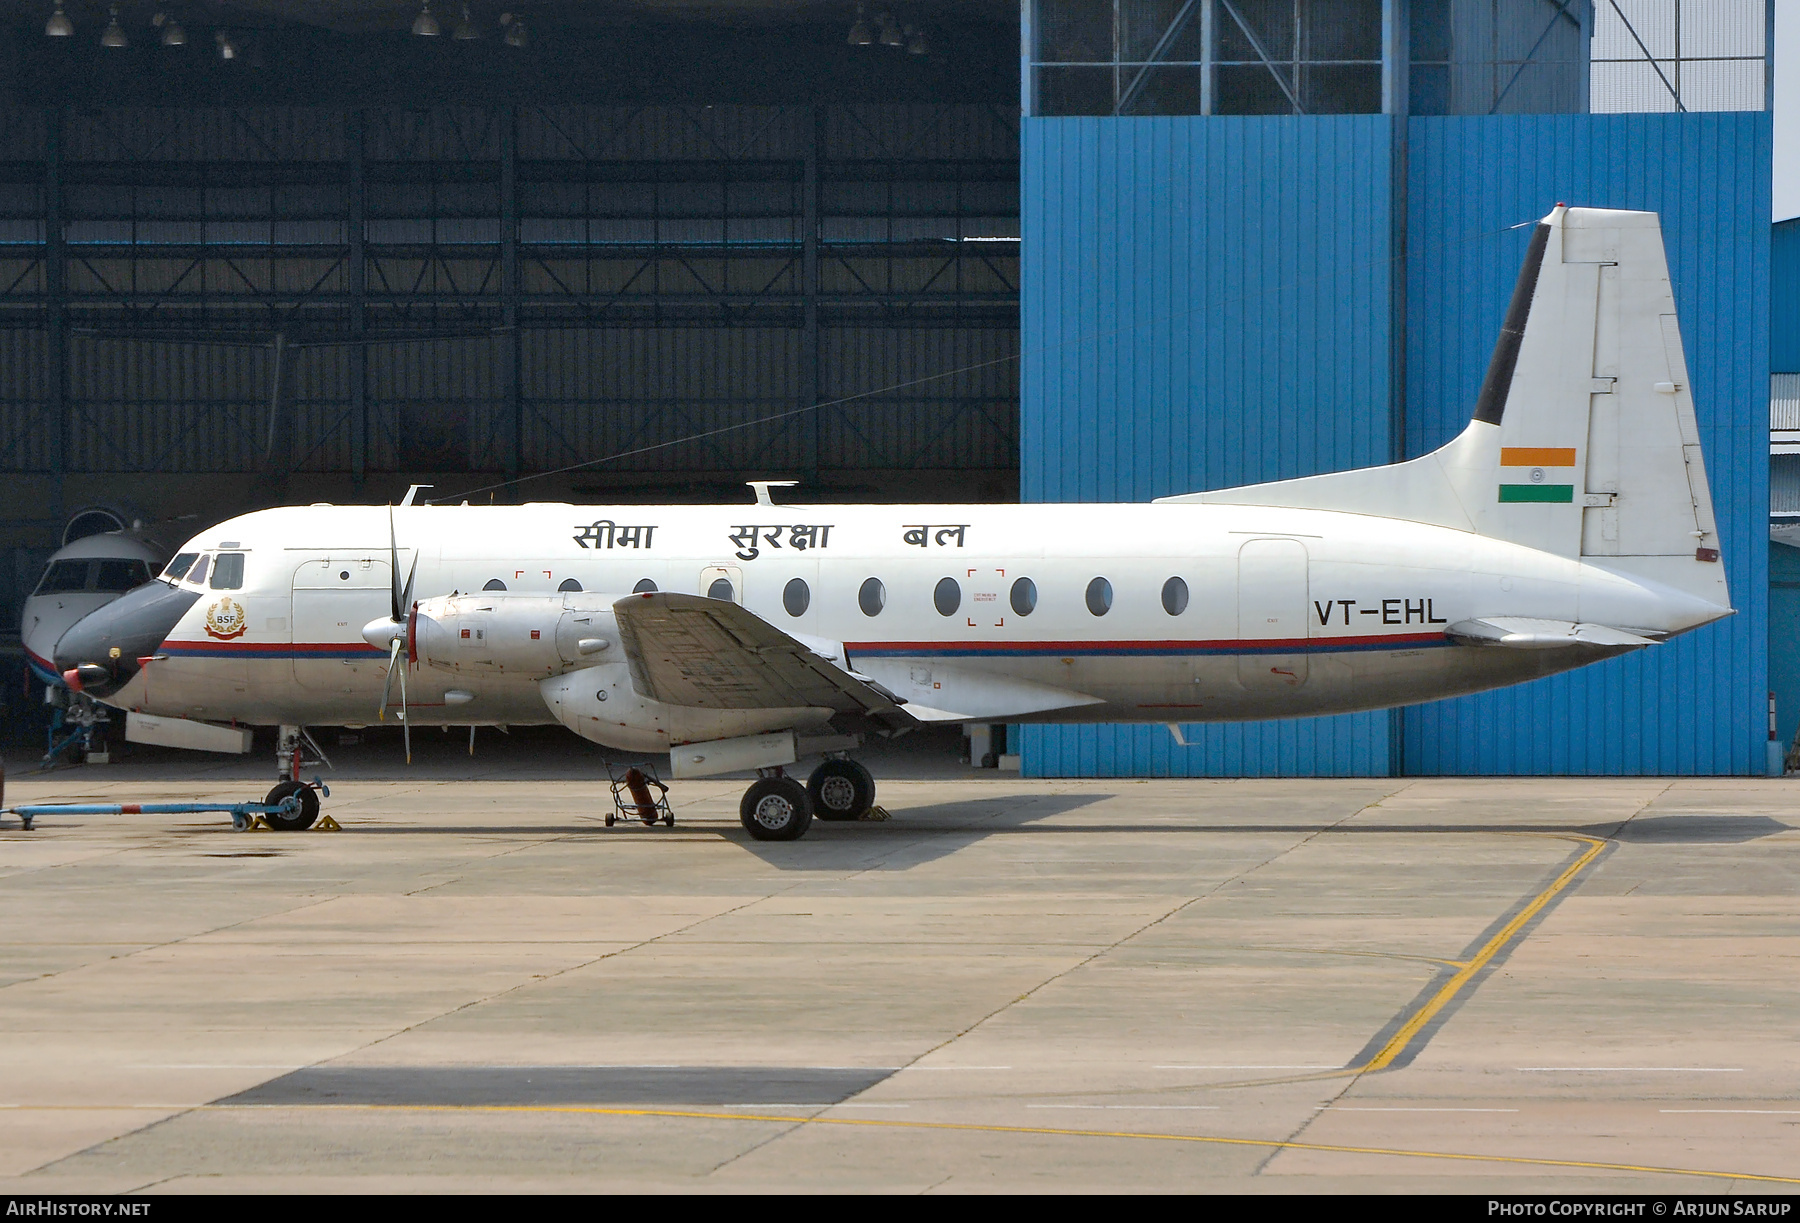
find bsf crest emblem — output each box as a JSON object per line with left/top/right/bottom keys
{"left": 204, "top": 597, "right": 248, "bottom": 640}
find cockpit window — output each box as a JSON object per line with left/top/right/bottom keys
{"left": 187, "top": 554, "right": 211, "bottom": 586}
{"left": 93, "top": 559, "right": 152, "bottom": 592}
{"left": 209, "top": 553, "right": 245, "bottom": 590}
{"left": 32, "top": 559, "right": 153, "bottom": 595}
{"left": 164, "top": 552, "right": 198, "bottom": 581}
{"left": 33, "top": 560, "right": 89, "bottom": 595}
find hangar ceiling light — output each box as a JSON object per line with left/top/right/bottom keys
{"left": 215, "top": 29, "right": 238, "bottom": 59}
{"left": 100, "top": 5, "right": 128, "bottom": 47}
{"left": 45, "top": 1, "right": 73, "bottom": 37}
{"left": 154, "top": 11, "right": 187, "bottom": 46}
{"left": 877, "top": 11, "right": 902, "bottom": 47}
{"left": 905, "top": 24, "right": 926, "bottom": 55}
{"left": 413, "top": 2, "right": 441, "bottom": 36}
{"left": 454, "top": 4, "right": 480, "bottom": 39}
{"left": 501, "top": 12, "right": 528, "bottom": 46}
{"left": 847, "top": 4, "right": 873, "bottom": 46}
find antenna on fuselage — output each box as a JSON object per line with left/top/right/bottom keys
{"left": 747, "top": 480, "right": 797, "bottom": 507}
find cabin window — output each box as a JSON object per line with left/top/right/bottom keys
{"left": 633, "top": 578, "right": 658, "bottom": 593}
{"left": 187, "top": 554, "right": 211, "bottom": 586}
{"left": 858, "top": 577, "right": 885, "bottom": 616}
{"left": 1085, "top": 576, "right": 1112, "bottom": 617}
{"left": 934, "top": 577, "right": 961, "bottom": 617}
{"left": 483, "top": 578, "right": 507, "bottom": 591}
{"left": 558, "top": 578, "right": 583, "bottom": 592}
{"left": 1161, "top": 576, "right": 1189, "bottom": 616}
{"left": 163, "top": 553, "right": 198, "bottom": 581}
{"left": 90, "top": 559, "right": 150, "bottom": 592}
{"left": 1010, "top": 577, "right": 1037, "bottom": 616}
{"left": 707, "top": 577, "right": 735, "bottom": 601}
{"left": 783, "top": 577, "right": 810, "bottom": 617}
{"left": 209, "top": 553, "right": 245, "bottom": 591}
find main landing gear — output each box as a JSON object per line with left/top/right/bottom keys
{"left": 738, "top": 758, "right": 878, "bottom": 841}
{"left": 808, "top": 758, "right": 875, "bottom": 822}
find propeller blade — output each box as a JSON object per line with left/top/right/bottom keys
{"left": 399, "top": 642, "right": 411, "bottom": 765}
{"left": 388, "top": 505, "right": 403, "bottom": 624}
{"left": 378, "top": 638, "right": 402, "bottom": 718}
{"left": 399, "top": 552, "right": 418, "bottom": 617}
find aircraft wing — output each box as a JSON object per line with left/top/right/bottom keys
{"left": 1447, "top": 617, "right": 1662, "bottom": 649}
{"left": 613, "top": 592, "right": 915, "bottom": 727}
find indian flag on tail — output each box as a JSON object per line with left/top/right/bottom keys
{"left": 1498, "top": 447, "right": 1577, "bottom": 503}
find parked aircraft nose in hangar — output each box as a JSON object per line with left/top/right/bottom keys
{"left": 59, "top": 205, "right": 1731, "bottom": 838}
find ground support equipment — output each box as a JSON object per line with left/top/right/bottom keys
{"left": 604, "top": 761, "right": 675, "bottom": 827}
{"left": 1, "top": 767, "right": 331, "bottom": 832}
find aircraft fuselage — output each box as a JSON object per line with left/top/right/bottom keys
{"left": 104, "top": 499, "right": 1717, "bottom": 733}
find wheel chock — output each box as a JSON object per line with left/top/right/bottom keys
{"left": 313, "top": 814, "right": 342, "bottom": 831}
{"left": 246, "top": 815, "right": 273, "bottom": 831}
{"left": 860, "top": 805, "right": 892, "bottom": 822}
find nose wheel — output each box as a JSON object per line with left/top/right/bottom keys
{"left": 740, "top": 776, "right": 813, "bottom": 841}
{"left": 262, "top": 780, "right": 320, "bottom": 831}
{"left": 808, "top": 758, "right": 875, "bottom": 821}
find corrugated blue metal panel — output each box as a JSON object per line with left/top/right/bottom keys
{"left": 1403, "top": 113, "right": 1771, "bottom": 775}
{"left": 1776, "top": 218, "right": 1800, "bottom": 374}
{"left": 1767, "top": 542, "right": 1800, "bottom": 753}
{"left": 1018, "top": 115, "right": 1395, "bottom": 777}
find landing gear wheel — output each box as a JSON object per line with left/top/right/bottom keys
{"left": 740, "top": 777, "right": 813, "bottom": 842}
{"left": 808, "top": 759, "right": 874, "bottom": 821}
{"left": 262, "top": 780, "right": 320, "bottom": 832}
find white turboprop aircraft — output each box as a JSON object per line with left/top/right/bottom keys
{"left": 52, "top": 206, "right": 1730, "bottom": 839}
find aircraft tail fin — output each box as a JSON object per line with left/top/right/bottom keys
{"left": 1160, "top": 204, "right": 1728, "bottom": 608}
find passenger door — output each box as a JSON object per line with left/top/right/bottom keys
{"left": 292, "top": 556, "right": 392, "bottom": 692}
{"left": 1236, "top": 539, "right": 1309, "bottom": 690}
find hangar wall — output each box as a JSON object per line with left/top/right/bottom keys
{"left": 1402, "top": 113, "right": 1770, "bottom": 775}
{"left": 1019, "top": 116, "right": 1397, "bottom": 777}
{"left": 1765, "top": 218, "right": 1799, "bottom": 755}
{"left": 1018, "top": 111, "right": 1771, "bottom": 776}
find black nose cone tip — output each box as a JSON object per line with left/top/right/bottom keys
{"left": 52, "top": 581, "right": 202, "bottom": 699}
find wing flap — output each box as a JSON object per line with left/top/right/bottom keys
{"left": 614, "top": 592, "right": 914, "bottom": 725}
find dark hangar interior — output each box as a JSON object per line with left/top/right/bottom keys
{"left": 0, "top": 1, "right": 1025, "bottom": 645}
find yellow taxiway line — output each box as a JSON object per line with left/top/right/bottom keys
{"left": 306, "top": 1102, "right": 1800, "bottom": 1185}
{"left": 1164, "top": 832, "right": 1611, "bottom": 1092}
{"left": 1359, "top": 833, "right": 1608, "bottom": 1073}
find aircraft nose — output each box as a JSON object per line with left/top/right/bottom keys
{"left": 52, "top": 581, "right": 201, "bottom": 699}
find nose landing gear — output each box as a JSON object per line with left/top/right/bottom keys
{"left": 266, "top": 725, "right": 332, "bottom": 831}
{"left": 261, "top": 779, "right": 321, "bottom": 831}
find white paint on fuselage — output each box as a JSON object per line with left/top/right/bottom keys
{"left": 106, "top": 500, "right": 1726, "bottom": 737}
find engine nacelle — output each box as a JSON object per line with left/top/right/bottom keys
{"left": 411, "top": 592, "right": 624, "bottom": 677}
{"left": 538, "top": 663, "right": 831, "bottom": 754}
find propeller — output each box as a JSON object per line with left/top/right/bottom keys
{"left": 368, "top": 504, "right": 421, "bottom": 764}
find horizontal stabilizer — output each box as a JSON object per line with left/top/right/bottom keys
{"left": 1447, "top": 617, "right": 1660, "bottom": 650}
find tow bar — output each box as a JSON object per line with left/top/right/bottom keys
{"left": 0, "top": 764, "right": 332, "bottom": 832}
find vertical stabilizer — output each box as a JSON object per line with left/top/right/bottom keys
{"left": 1438, "top": 205, "right": 1725, "bottom": 605}
{"left": 1168, "top": 205, "right": 1728, "bottom": 611}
